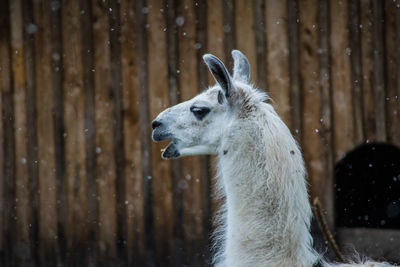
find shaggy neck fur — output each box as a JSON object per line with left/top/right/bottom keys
{"left": 213, "top": 84, "right": 318, "bottom": 267}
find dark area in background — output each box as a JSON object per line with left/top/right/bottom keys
{"left": 335, "top": 143, "right": 400, "bottom": 229}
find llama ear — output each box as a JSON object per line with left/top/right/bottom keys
{"left": 232, "top": 50, "right": 250, "bottom": 83}
{"left": 203, "top": 54, "right": 234, "bottom": 97}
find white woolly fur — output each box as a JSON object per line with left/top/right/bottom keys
{"left": 211, "top": 81, "right": 318, "bottom": 267}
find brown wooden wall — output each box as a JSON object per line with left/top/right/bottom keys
{"left": 0, "top": 0, "right": 399, "bottom": 266}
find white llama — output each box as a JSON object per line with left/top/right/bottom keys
{"left": 151, "top": 50, "right": 394, "bottom": 267}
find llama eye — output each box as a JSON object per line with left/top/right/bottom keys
{"left": 218, "top": 90, "right": 224, "bottom": 104}
{"left": 190, "top": 106, "right": 210, "bottom": 120}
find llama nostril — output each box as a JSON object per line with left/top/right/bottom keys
{"left": 152, "top": 120, "right": 162, "bottom": 129}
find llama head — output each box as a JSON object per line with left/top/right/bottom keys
{"left": 152, "top": 50, "right": 260, "bottom": 159}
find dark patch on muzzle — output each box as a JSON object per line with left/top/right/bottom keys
{"left": 152, "top": 128, "right": 169, "bottom": 142}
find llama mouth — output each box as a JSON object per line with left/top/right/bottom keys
{"left": 152, "top": 129, "right": 180, "bottom": 159}
{"left": 161, "top": 142, "right": 180, "bottom": 159}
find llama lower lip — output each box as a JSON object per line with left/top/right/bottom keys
{"left": 162, "top": 142, "right": 180, "bottom": 159}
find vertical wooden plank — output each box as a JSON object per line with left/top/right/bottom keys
{"left": 222, "top": 0, "right": 236, "bottom": 69}
{"left": 0, "top": 80, "right": 3, "bottom": 266}
{"left": 385, "top": 0, "right": 400, "bottom": 146}
{"left": 194, "top": 1, "right": 212, "bottom": 265}
{"left": 0, "top": 57, "right": 3, "bottom": 265}
{"left": 298, "top": 0, "right": 323, "bottom": 200}
{"left": 49, "top": 1, "right": 67, "bottom": 264}
{"left": 253, "top": 0, "right": 267, "bottom": 91}
{"left": 1, "top": 96, "right": 15, "bottom": 266}
{"left": 62, "top": 1, "right": 88, "bottom": 266}
{"left": 22, "top": 0, "right": 40, "bottom": 264}
{"left": 372, "top": 0, "right": 387, "bottom": 141}
{"left": 164, "top": 0, "right": 185, "bottom": 265}
{"left": 91, "top": 0, "right": 118, "bottom": 264}
{"left": 1, "top": 82, "right": 15, "bottom": 265}
{"left": 330, "top": 0, "right": 354, "bottom": 161}
{"left": 134, "top": 0, "right": 156, "bottom": 265}
{"left": 207, "top": 0, "right": 224, "bottom": 61}
{"left": 79, "top": 0, "right": 98, "bottom": 264}
{"left": 177, "top": 1, "right": 203, "bottom": 266}
{"left": 265, "top": 0, "right": 291, "bottom": 127}
{"left": 147, "top": 0, "right": 173, "bottom": 265}
{"left": 0, "top": 0, "right": 16, "bottom": 264}
{"left": 33, "top": 0, "right": 59, "bottom": 265}
{"left": 108, "top": 1, "right": 128, "bottom": 265}
{"left": 318, "top": 0, "right": 335, "bottom": 229}
{"left": 235, "top": 0, "right": 256, "bottom": 81}
{"left": 396, "top": 0, "right": 400, "bottom": 147}
{"left": 120, "top": 0, "right": 145, "bottom": 265}
{"left": 10, "top": 0, "right": 32, "bottom": 265}
{"left": 287, "top": 0, "right": 302, "bottom": 140}
{"left": 348, "top": 0, "right": 365, "bottom": 144}
{"left": 360, "top": 0, "right": 376, "bottom": 141}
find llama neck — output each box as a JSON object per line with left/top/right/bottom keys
{"left": 215, "top": 117, "right": 318, "bottom": 267}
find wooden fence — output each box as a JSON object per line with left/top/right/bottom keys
{"left": 0, "top": 0, "right": 399, "bottom": 266}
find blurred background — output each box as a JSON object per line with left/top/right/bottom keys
{"left": 0, "top": 0, "right": 399, "bottom": 266}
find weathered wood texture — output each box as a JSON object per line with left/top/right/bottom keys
{"left": 317, "top": 0, "right": 334, "bottom": 230}
{"left": 33, "top": 1, "right": 59, "bottom": 266}
{"left": 62, "top": 0, "right": 88, "bottom": 265}
{"left": 298, "top": 0, "right": 322, "bottom": 207}
{"left": 0, "top": 0, "right": 399, "bottom": 266}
